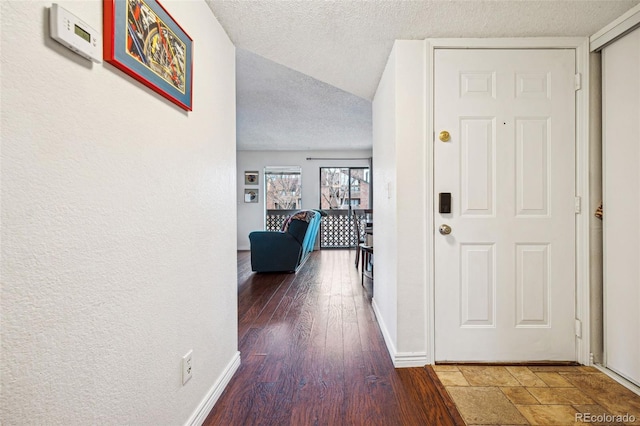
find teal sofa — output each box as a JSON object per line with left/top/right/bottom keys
{"left": 249, "top": 210, "right": 322, "bottom": 273}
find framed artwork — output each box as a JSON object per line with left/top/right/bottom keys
{"left": 103, "top": 0, "right": 193, "bottom": 111}
{"left": 244, "top": 171, "right": 259, "bottom": 185}
{"left": 244, "top": 189, "right": 258, "bottom": 203}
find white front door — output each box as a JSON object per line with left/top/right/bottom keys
{"left": 434, "top": 49, "right": 576, "bottom": 362}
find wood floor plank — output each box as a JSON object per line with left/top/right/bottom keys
{"left": 204, "top": 249, "right": 462, "bottom": 426}
{"left": 394, "top": 367, "right": 465, "bottom": 426}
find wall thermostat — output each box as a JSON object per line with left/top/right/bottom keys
{"left": 49, "top": 3, "right": 101, "bottom": 63}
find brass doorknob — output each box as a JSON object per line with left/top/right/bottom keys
{"left": 439, "top": 130, "right": 451, "bottom": 142}
{"left": 439, "top": 224, "right": 452, "bottom": 235}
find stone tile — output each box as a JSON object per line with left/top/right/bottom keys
{"left": 506, "top": 367, "right": 549, "bottom": 387}
{"left": 447, "top": 386, "right": 529, "bottom": 425}
{"left": 561, "top": 373, "right": 640, "bottom": 424}
{"left": 433, "top": 364, "right": 460, "bottom": 372}
{"left": 573, "top": 403, "right": 610, "bottom": 415}
{"left": 573, "top": 404, "right": 625, "bottom": 426}
{"left": 527, "top": 387, "right": 594, "bottom": 405}
{"left": 501, "top": 386, "right": 540, "bottom": 405}
{"left": 577, "top": 366, "right": 600, "bottom": 373}
{"left": 516, "top": 404, "right": 579, "bottom": 425}
{"left": 534, "top": 372, "right": 573, "bottom": 387}
{"left": 441, "top": 366, "right": 640, "bottom": 426}
{"left": 529, "top": 366, "right": 582, "bottom": 373}
{"left": 460, "top": 366, "right": 521, "bottom": 387}
{"left": 436, "top": 371, "right": 470, "bottom": 386}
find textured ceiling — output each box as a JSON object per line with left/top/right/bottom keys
{"left": 236, "top": 49, "right": 372, "bottom": 151}
{"left": 209, "top": 0, "right": 639, "bottom": 100}
{"left": 207, "top": 0, "right": 640, "bottom": 150}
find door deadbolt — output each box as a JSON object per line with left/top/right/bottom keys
{"left": 439, "top": 224, "right": 452, "bottom": 235}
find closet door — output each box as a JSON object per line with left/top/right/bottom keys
{"left": 603, "top": 26, "right": 640, "bottom": 386}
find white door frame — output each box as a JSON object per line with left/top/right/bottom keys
{"left": 425, "top": 38, "right": 592, "bottom": 365}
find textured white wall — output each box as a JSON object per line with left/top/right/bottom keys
{"left": 236, "top": 150, "right": 372, "bottom": 250}
{"left": 372, "top": 46, "right": 399, "bottom": 353}
{"left": 0, "top": 1, "right": 238, "bottom": 424}
{"left": 393, "top": 42, "right": 427, "bottom": 355}
{"left": 372, "top": 41, "right": 428, "bottom": 364}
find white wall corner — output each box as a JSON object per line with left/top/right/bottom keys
{"left": 371, "top": 298, "right": 397, "bottom": 360}
{"left": 394, "top": 40, "right": 429, "bottom": 360}
{"left": 372, "top": 43, "right": 399, "bottom": 354}
{"left": 425, "top": 39, "right": 436, "bottom": 365}
{"left": 372, "top": 298, "right": 427, "bottom": 368}
{"left": 185, "top": 351, "right": 241, "bottom": 426}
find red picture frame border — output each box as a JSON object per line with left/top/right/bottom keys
{"left": 103, "top": 0, "right": 193, "bottom": 111}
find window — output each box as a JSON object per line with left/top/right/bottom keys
{"left": 318, "top": 166, "right": 370, "bottom": 248}
{"left": 264, "top": 166, "right": 302, "bottom": 210}
{"left": 319, "top": 167, "right": 370, "bottom": 210}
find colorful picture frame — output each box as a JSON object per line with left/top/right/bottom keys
{"left": 103, "top": 0, "right": 193, "bottom": 111}
{"left": 244, "top": 189, "right": 259, "bottom": 203}
{"left": 244, "top": 171, "right": 259, "bottom": 185}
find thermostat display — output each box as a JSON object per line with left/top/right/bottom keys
{"left": 49, "top": 3, "right": 101, "bottom": 63}
{"left": 74, "top": 25, "right": 91, "bottom": 43}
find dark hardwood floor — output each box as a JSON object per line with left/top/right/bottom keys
{"left": 204, "top": 249, "right": 463, "bottom": 426}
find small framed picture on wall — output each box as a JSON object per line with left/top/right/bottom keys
{"left": 245, "top": 171, "right": 259, "bottom": 185}
{"left": 244, "top": 189, "right": 258, "bottom": 203}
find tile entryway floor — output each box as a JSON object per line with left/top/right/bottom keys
{"left": 434, "top": 365, "right": 640, "bottom": 425}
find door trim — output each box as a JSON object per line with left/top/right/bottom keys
{"left": 425, "top": 38, "right": 591, "bottom": 365}
{"left": 590, "top": 3, "right": 640, "bottom": 52}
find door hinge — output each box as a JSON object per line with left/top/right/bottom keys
{"left": 575, "top": 319, "right": 582, "bottom": 338}
{"left": 575, "top": 73, "right": 582, "bottom": 91}
{"left": 575, "top": 196, "right": 582, "bottom": 214}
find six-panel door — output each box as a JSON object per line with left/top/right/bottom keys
{"left": 434, "top": 49, "right": 577, "bottom": 362}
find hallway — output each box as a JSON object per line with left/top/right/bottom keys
{"left": 202, "top": 249, "right": 640, "bottom": 425}
{"left": 204, "top": 250, "right": 461, "bottom": 425}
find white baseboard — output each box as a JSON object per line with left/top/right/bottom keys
{"left": 185, "top": 351, "right": 241, "bottom": 426}
{"left": 594, "top": 364, "right": 640, "bottom": 397}
{"left": 393, "top": 352, "right": 429, "bottom": 368}
{"left": 371, "top": 297, "right": 397, "bottom": 357}
{"left": 371, "top": 298, "right": 428, "bottom": 368}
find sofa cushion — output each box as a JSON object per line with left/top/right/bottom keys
{"left": 287, "top": 219, "right": 309, "bottom": 245}
{"left": 282, "top": 210, "right": 315, "bottom": 231}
